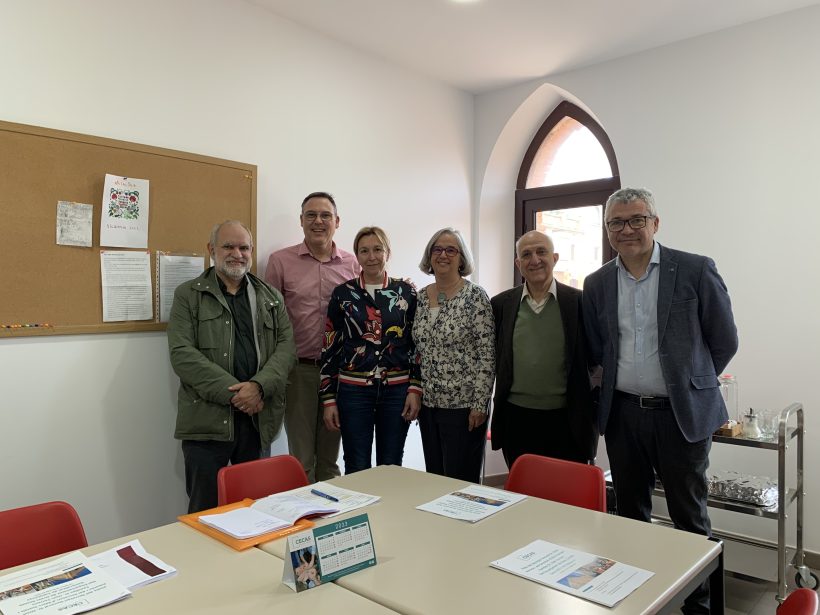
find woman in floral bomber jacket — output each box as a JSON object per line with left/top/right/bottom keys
{"left": 319, "top": 226, "right": 421, "bottom": 474}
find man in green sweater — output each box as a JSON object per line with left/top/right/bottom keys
{"left": 490, "top": 231, "right": 596, "bottom": 468}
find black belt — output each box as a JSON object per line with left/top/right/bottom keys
{"left": 298, "top": 357, "right": 321, "bottom": 366}
{"left": 615, "top": 391, "right": 672, "bottom": 409}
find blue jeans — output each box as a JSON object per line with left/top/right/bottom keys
{"left": 336, "top": 381, "right": 410, "bottom": 474}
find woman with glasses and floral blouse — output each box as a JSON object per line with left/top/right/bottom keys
{"left": 413, "top": 227, "right": 495, "bottom": 483}
{"left": 319, "top": 226, "right": 421, "bottom": 474}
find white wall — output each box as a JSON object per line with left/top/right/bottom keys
{"left": 0, "top": 0, "right": 472, "bottom": 542}
{"left": 475, "top": 5, "right": 820, "bottom": 554}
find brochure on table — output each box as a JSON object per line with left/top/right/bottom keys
{"left": 416, "top": 484, "right": 527, "bottom": 522}
{"left": 0, "top": 553, "right": 130, "bottom": 615}
{"left": 490, "top": 539, "right": 654, "bottom": 608}
{"left": 282, "top": 513, "right": 377, "bottom": 593}
{"left": 88, "top": 539, "right": 177, "bottom": 589}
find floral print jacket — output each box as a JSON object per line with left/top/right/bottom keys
{"left": 319, "top": 273, "right": 421, "bottom": 407}
{"left": 413, "top": 281, "right": 495, "bottom": 414}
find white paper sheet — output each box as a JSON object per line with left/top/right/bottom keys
{"left": 490, "top": 539, "right": 654, "bottom": 607}
{"left": 0, "top": 553, "right": 130, "bottom": 615}
{"left": 100, "top": 174, "right": 149, "bottom": 248}
{"left": 56, "top": 201, "right": 93, "bottom": 247}
{"left": 100, "top": 250, "right": 153, "bottom": 322}
{"left": 158, "top": 253, "right": 205, "bottom": 322}
{"left": 88, "top": 539, "right": 176, "bottom": 590}
{"left": 416, "top": 484, "right": 526, "bottom": 522}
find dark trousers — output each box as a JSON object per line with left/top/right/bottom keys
{"left": 336, "top": 381, "right": 410, "bottom": 474}
{"left": 418, "top": 405, "right": 487, "bottom": 483}
{"left": 181, "top": 411, "right": 261, "bottom": 513}
{"left": 500, "top": 401, "right": 589, "bottom": 469}
{"left": 606, "top": 392, "right": 712, "bottom": 614}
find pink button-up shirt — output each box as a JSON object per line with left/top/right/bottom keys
{"left": 265, "top": 241, "right": 360, "bottom": 359}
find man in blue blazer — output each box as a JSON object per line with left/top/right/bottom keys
{"left": 583, "top": 187, "right": 737, "bottom": 614}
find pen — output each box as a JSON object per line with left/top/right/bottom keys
{"left": 311, "top": 488, "right": 340, "bottom": 503}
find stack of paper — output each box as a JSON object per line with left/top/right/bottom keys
{"left": 199, "top": 507, "right": 291, "bottom": 539}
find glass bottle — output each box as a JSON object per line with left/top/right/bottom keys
{"left": 718, "top": 374, "right": 739, "bottom": 423}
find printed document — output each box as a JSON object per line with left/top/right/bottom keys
{"left": 88, "top": 540, "right": 176, "bottom": 590}
{"left": 100, "top": 250, "right": 153, "bottom": 322}
{"left": 416, "top": 484, "right": 526, "bottom": 522}
{"left": 0, "top": 553, "right": 130, "bottom": 615}
{"left": 490, "top": 539, "right": 653, "bottom": 607}
{"left": 158, "top": 253, "right": 204, "bottom": 322}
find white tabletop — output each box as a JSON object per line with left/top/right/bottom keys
{"left": 2, "top": 522, "right": 398, "bottom": 614}
{"left": 260, "top": 465, "right": 721, "bottom": 615}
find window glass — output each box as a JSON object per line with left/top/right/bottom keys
{"left": 525, "top": 117, "right": 612, "bottom": 188}
{"left": 536, "top": 205, "right": 602, "bottom": 289}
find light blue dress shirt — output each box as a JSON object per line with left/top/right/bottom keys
{"left": 614, "top": 241, "right": 668, "bottom": 397}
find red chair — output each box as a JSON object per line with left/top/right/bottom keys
{"left": 0, "top": 501, "right": 88, "bottom": 570}
{"left": 504, "top": 454, "right": 607, "bottom": 512}
{"left": 778, "top": 589, "right": 819, "bottom": 615}
{"left": 217, "top": 454, "right": 309, "bottom": 506}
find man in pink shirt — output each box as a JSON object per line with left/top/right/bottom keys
{"left": 265, "top": 192, "right": 360, "bottom": 481}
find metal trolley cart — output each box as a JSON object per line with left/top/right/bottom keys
{"left": 707, "top": 403, "right": 816, "bottom": 603}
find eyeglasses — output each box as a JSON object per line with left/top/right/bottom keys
{"left": 431, "top": 246, "right": 460, "bottom": 257}
{"left": 303, "top": 211, "right": 335, "bottom": 222}
{"left": 605, "top": 215, "right": 655, "bottom": 232}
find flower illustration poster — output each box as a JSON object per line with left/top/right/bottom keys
{"left": 100, "top": 174, "right": 150, "bottom": 248}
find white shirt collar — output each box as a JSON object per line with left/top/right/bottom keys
{"left": 520, "top": 277, "right": 557, "bottom": 307}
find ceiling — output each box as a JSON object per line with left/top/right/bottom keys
{"left": 250, "top": 0, "right": 819, "bottom": 93}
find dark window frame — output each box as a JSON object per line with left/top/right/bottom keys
{"left": 514, "top": 101, "right": 621, "bottom": 284}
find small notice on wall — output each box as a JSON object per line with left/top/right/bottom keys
{"left": 56, "top": 201, "right": 94, "bottom": 247}
{"left": 100, "top": 174, "right": 150, "bottom": 248}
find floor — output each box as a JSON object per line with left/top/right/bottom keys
{"left": 724, "top": 574, "right": 781, "bottom": 615}
{"left": 669, "top": 571, "right": 817, "bottom": 614}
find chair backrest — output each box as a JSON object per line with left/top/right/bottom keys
{"left": 777, "top": 589, "right": 819, "bottom": 615}
{"left": 217, "top": 454, "right": 309, "bottom": 506}
{"left": 504, "top": 454, "right": 607, "bottom": 512}
{"left": 0, "top": 501, "right": 88, "bottom": 571}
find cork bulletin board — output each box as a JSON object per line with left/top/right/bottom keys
{"left": 0, "top": 120, "right": 257, "bottom": 337}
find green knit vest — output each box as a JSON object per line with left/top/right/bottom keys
{"left": 507, "top": 298, "right": 567, "bottom": 410}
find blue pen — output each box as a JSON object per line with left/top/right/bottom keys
{"left": 311, "top": 488, "right": 340, "bottom": 503}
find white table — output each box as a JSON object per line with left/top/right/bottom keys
{"left": 2, "top": 522, "right": 399, "bottom": 614}
{"left": 260, "top": 465, "right": 723, "bottom": 614}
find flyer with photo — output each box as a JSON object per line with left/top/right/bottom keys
{"left": 0, "top": 553, "right": 130, "bottom": 615}
{"left": 490, "top": 539, "right": 653, "bottom": 607}
{"left": 416, "top": 484, "right": 526, "bottom": 522}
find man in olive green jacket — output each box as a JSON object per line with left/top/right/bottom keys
{"left": 168, "top": 221, "right": 296, "bottom": 512}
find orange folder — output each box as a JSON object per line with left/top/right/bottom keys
{"left": 178, "top": 499, "right": 314, "bottom": 551}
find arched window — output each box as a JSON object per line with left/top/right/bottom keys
{"left": 515, "top": 101, "right": 620, "bottom": 287}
